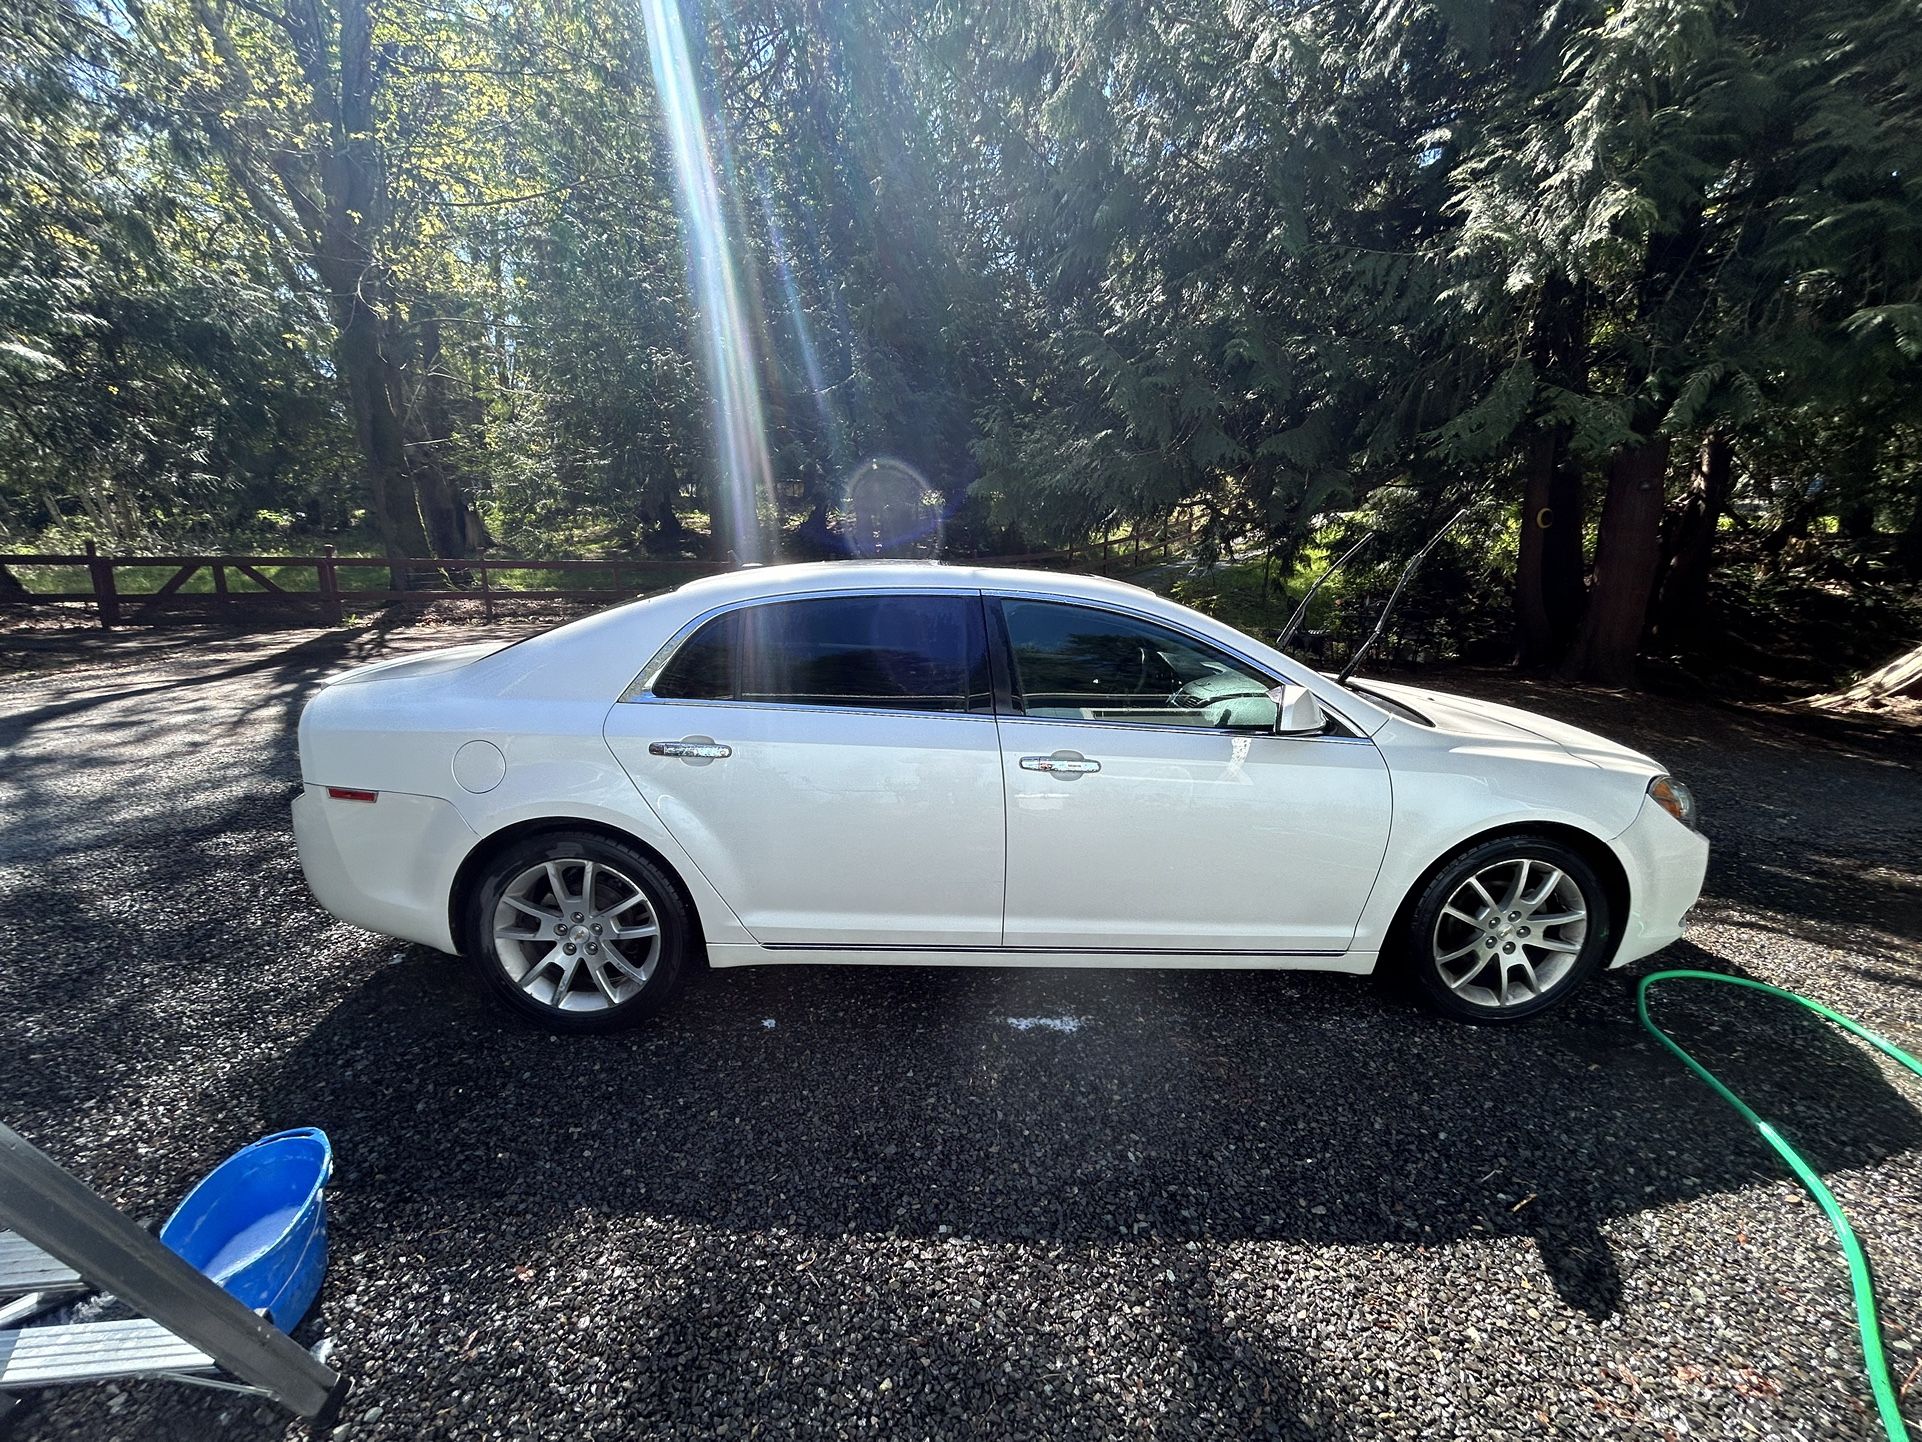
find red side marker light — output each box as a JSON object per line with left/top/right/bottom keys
{"left": 326, "top": 787, "right": 379, "bottom": 803}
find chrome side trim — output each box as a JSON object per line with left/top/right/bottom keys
{"left": 758, "top": 942, "right": 1344, "bottom": 957}
{"left": 630, "top": 697, "right": 1001, "bottom": 724}
{"left": 997, "top": 714, "right": 1377, "bottom": 744}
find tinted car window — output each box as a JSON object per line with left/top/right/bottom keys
{"left": 651, "top": 613, "right": 736, "bottom": 699}
{"left": 999, "top": 599, "right": 1280, "bottom": 728}
{"left": 653, "top": 594, "right": 989, "bottom": 713}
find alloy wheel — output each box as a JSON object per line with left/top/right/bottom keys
{"left": 492, "top": 857, "right": 662, "bottom": 1012}
{"left": 1430, "top": 857, "right": 1589, "bottom": 1009}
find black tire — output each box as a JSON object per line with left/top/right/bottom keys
{"left": 467, "top": 831, "right": 689, "bottom": 1033}
{"left": 1401, "top": 834, "right": 1614, "bottom": 1023}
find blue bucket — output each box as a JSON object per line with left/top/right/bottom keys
{"left": 160, "top": 1128, "right": 332, "bottom": 1330}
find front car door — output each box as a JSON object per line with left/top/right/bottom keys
{"left": 990, "top": 595, "right": 1392, "bottom": 954}
{"left": 604, "top": 590, "right": 1005, "bottom": 947}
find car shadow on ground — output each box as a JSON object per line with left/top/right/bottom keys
{"left": 256, "top": 937, "right": 1922, "bottom": 1331}
{"left": 7, "top": 638, "right": 1922, "bottom": 1440}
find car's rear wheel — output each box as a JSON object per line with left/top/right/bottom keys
{"left": 1403, "top": 835, "right": 1612, "bottom": 1022}
{"left": 470, "top": 832, "right": 688, "bottom": 1032}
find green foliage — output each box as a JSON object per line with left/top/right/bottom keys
{"left": 1429, "top": 362, "right": 1536, "bottom": 463}
{"left": 0, "top": 0, "right": 350, "bottom": 547}
{"left": 0, "top": 0, "right": 1918, "bottom": 670}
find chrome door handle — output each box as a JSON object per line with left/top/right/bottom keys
{"left": 648, "top": 740, "right": 732, "bottom": 759}
{"left": 1019, "top": 752, "right": 1100, "bottom": 775}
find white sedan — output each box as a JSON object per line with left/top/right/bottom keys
{"left": 292, "top": 562, "right": 1707, "bottom": 1030}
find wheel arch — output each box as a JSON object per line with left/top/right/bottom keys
{"left": 1380, "top": 820, "right": 1630, "bottom": 972}
{"left": 448, "top": 816, "right": 709, "bottom": 964}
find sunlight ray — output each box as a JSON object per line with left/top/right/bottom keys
{"left": 640, "top": 0, "right": 776, "bottom": 562}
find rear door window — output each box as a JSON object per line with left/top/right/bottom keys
{"left": 652, "top": 594, "right": 991, "bottom": 713}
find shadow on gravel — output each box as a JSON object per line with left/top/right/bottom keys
{"left": 0, "top": 610, "right": 413, "bottom": 775}
{"left": 1704, "top": 854, "right": 1922, "bottom": 965}
{"left": 0, "top": 618, "right": 429, "bottom": 1122}
{"left": 255, "top": 936, "right": 1922, "bottom": 1336}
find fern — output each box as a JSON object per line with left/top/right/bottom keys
{"left": 1427, "top": 360, "right": 1536, "bottom": 462}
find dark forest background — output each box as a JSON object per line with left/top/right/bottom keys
{"left": 4, "top": 0, "right": 1921, "bottom": 688}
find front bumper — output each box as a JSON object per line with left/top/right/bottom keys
{"left": 291, "top": 785, "right": 475, "bottom": 954}
{"left": 1608, "top": 795, "right": 1710, "bottom": 966}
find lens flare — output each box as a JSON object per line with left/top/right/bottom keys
{"left": 640, "top": 0, "right": 775, "bottom": 562}
{"left": 844, "top": 456, "right": 942, "bottom": 556}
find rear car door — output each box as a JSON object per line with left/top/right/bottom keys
{"left": 604, "top": 590, "right": 1005, "bottom": 947}
{"left": 990, "top": 596, "right": 1392, "bottom": 954}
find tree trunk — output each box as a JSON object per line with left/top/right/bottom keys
{"left": 654, "top": 496, "right": 691, "bottom": 554}
{"left": 406, "top": 311, "right": 479, "bottom": 567}
{"left": 1839, "top": 498, "right": 1877, "bottom": 539}
{"left": 1654, "top": 432, "right": 1733, "bottom": 646}
{"left": 192, "top": 0, "right": 433, "bottom": 590}
{"left": 335, "top": 297, "right": 430, "bottom": 587}
{"left": 1900, "top": 482, "right": 1922, "bottom": 577}
{"left": 1833, "top": 430, "right": 1881, "bottom": 540}
{"left": 0, "top": 564, "right": 27, "bottom": 599}
{"left": 1762, "top": 479, "right": 1819, "bottom": 562}
{"left": 414, "top": 469, "right": 477, "bottom": 563}
{"left": 1515, "top": 275, "right": 1588, "bottom": 667}
{"left": 1516, "top": 428, "right": 1587, "bottom": 667}
{"left": 1559, "top": 437, "right": 1673, "bottom": 688}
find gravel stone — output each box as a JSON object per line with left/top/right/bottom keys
{"left": 1, "top": 626, "right": 1918, "bottom": 1440}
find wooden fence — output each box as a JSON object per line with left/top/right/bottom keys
{"left": 0, "top": 529, "right": 1191, "bottom": 631}
{"left": 1059, "top": 515, "right": 1197, "bottom": 575}
{"left": 0, "top": 543, "right": 733, "bottom": 629}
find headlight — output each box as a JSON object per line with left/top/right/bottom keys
{"left": 1648, "top": 775, "right": 1698, "bottom": 829}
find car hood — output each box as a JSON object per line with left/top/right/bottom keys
{"left": 1353, "top": 678, "right": 1663, "bottom": 775}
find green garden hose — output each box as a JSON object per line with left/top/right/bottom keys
{"left": 1637, "top": 968, "right": 1922, "bottom": 1441}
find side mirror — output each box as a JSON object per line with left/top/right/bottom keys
{"left": 1267, "top": 684, "right": 1327, "bottom": 735}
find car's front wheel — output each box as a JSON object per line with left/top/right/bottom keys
{"left": 469, "top": 831, "right": 689, "bottom": 1032}
{"left": 1403, "top": 835, "right": 1613, "bottom": 1022}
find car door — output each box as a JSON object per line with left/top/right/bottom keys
{"left": 603, "top": 590, "right": 1005, "bottom": 947}
{"left": 991, "top": 596, "right": 1392, "bottom": 954}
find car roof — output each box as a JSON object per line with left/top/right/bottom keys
{"left": 668, "top": 559, "right": 1157, "bottom": 606}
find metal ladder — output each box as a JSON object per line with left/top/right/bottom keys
{"left": 0, "top": 1123, "right": 346, "bottom": 1423}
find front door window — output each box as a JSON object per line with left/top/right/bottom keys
{"left": 999, "top": 598, "right": 1287, "bottom": 730}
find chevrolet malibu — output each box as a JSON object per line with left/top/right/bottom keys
{"left": 292, "top": 562, "right": 1707, "bottom": 1031}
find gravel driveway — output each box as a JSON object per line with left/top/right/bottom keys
{"left": 2, "top": 618, "right": 1920, "bottom": 1440}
